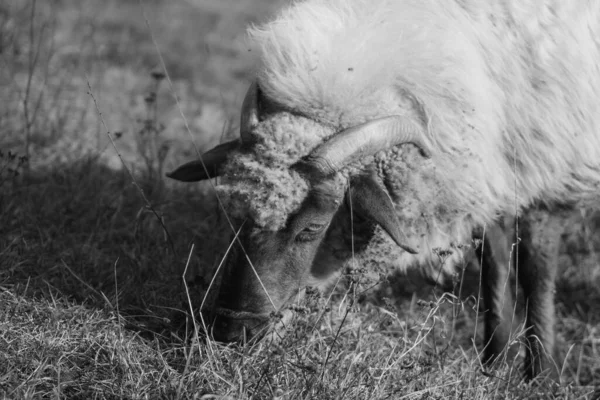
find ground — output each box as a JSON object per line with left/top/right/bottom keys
{"left": 0, "top": 0, "right": 599, "bottom": 399}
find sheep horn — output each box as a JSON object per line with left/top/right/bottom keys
{"left": 240, "top": 81, "right": 260, "bottom": 144}
{"left": 301, "top": 116, "right": 431, "bottom": 177}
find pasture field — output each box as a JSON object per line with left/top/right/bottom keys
{"left": 1, "top": 1, "right": 599, "bottom": 398}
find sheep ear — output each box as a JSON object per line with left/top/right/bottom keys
{"left": 167, "top": 140, "right": 239, "bottom": 182}
{"left": 348, "top": 175, "right": 418, "bottom": 254}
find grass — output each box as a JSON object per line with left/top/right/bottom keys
{"left": 0, "top": 0, "right": 599, "bottom": 398}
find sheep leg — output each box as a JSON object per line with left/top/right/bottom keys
{"left": 516, "top": 209, "right": 561, "bottom": 381}
{"left": 477, "top": 222, "right": 516, "bottom": 366}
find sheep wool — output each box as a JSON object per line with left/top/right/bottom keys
{"left": 249, "top": 0, "right": 600, "bottom": 223}
{"left": 216, "top": 113, "right": 336, "bottom": 230}
{"left": 215, "top": 0, "right": 600, "bottom": 280}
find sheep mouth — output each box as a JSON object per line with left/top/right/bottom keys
{"left": 212, "top": 288, "right": 308, "bottom": 343}
{"left": 212, "top": 307, "right": 294, "bottom": 344}
{"left": 214, "top": 307, "right": 272, "bottom": 322}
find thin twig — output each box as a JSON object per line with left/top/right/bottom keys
{"left": 179, "top": 244, "right": 212, "bottom": 397}
{"left": 60, "top": 259, "right": 110, "bottom": 308}
{"left": 86, "top": 80, "right": 177, "bottom": 256}
{"left": 113, "top": 258, "right": 122, "bottom": 340}
{"left": 319, "top": 300, "right": 352, "bottom": 382}
{"left": 199, "top": 222, "right": 245, "bottom": 323}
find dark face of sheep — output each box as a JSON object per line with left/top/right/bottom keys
{"left": 167, "top": 83, "right": 430, "bottom": 342}
{"left": 208, "top": 179, "right": 346, "bottom": 342}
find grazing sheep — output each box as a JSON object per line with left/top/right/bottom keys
{"left": 168, "top": 0, "right": 600, "bottom": 380}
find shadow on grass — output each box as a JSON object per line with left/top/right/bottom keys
{"left": 1, "top": 155, "right": 599, "bottom": 397}
{"left": 0, "top": 155, "right": 227, "bottom": 339}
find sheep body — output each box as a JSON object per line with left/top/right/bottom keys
{"left": 250, "top": 0, "right": 600, "bottom": 214}
{"left": 171, "top": 0, "right": 600, "bottom": 379}
{"left": 216, "top": 0, "right": 600, "bottom": 284}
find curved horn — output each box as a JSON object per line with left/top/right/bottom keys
{"left": 349, "top": 174, "right": 418, "bottom": 254}
{"left": 240, "top": 81, "right": 260, "bottom": 144}
{"left": 166, "top": 139, "right": 239, "bottom": 182}
{"left": 301, "top": 116, "right": 431, "bottom": 177}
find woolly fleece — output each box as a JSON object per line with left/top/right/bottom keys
{"left": 250, "top": 0, "right": 600, "bottom": 216}
{"left": 217, "top": 113, "right": 336, "bottom": 230}
{"left": 217, "top": 0, "right": 600, "bottom": 279}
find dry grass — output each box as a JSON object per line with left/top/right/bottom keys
{"left": 0, "top": 0, "right": 599, "bottom": 399}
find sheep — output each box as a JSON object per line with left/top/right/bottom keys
{"left": 168, "top": 0, "right": 600, "bottom": 381}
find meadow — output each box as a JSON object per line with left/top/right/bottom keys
{"left": 1, "top": 0, "right": 599, "bottom": 398}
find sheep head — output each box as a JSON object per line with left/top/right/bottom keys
{"left": 168, "top": 83, "right": 430, "bottom": 342}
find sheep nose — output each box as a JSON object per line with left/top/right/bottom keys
{"left": 211, "top": 310, "right": 269, "bottom": 343}
{"left": 212, "top": 315, "right": 248, "bottom": 343}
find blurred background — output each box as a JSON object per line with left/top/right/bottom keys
{"left": 0, "top": 0, "right": 283, "bottom": 171}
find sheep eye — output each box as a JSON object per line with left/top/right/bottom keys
{"left": 295, "top": 222, "right": 327, "bottom": 242}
